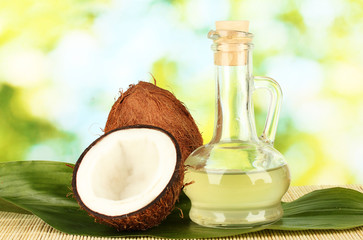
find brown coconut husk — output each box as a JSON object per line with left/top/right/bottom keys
{"left": 104, "top": 81, "right": 203, "bottom": 162}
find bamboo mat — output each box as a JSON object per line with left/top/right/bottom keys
{"left": 0, "top": 185, "right": 362, "bottom": 240}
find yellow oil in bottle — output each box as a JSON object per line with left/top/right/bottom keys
{"left": 183, "top": 164, "right": 290, "bottom": 228}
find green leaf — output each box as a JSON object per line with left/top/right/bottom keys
{"left": 0, "top": 161, "right": 362, "bottom": 238}
{"left": 0, "top": 198, "right": 31, "bottom": 214}
{"left": 272, "top": 187, "right": 363, "bottom": 230}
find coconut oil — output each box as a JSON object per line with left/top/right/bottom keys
{"left": 184, "top": 164, "right": 290, "bottom": 228}
{"left": 183, "top": 21, "right": 291, "bottom": 228}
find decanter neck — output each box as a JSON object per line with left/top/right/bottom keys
{"left": 208, "top": 22, "right": 258, "bottom": 143}
{"left": 210, "top": 64, "right": 258, "bottom": 143}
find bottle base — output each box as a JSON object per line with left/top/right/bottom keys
{"left": 189, "top": 204, "right": 283, "bottom": 229}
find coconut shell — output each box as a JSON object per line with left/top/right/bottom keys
{"left": 104, "top": 81, "right": 203, "bottom": 163}
{"left": 72, "top": 125, "right": 183, "bottom": 231}
{"left": 103, "top": 82, "right": 203, "bottom": 230}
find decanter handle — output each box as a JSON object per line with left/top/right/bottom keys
{"left": 253, "top": 76, "right": 282, "bottom": 145}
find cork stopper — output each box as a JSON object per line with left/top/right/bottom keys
{"left": 212, "top": 20, "right": 252, "bottom": 66}
{"left": 215, "top": 20, "right": 249, "bottom": 32}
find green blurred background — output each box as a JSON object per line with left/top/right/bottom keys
{"left": 1, "top": 0, "right": 362, "bottom": 185}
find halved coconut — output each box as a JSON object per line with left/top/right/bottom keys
{"left": 72, "top": 125, "right": 182, "bottom": 230}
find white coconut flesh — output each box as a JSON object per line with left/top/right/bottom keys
{"left": 75, "top": 128, "right": 177, "bottom": 216}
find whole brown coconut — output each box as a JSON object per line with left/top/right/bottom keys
{"left": 80, "top": 81, "right": 203, "bottom": 231}
{"left": 105, "top": 81, "right": 203, "bottom": 162}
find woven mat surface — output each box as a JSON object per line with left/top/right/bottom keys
{"left": 1, "top": 185, "right": 362, "bottom": 240}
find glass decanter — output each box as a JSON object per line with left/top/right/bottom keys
{"left": 183, "top": 21, "right": 290, "bottom": 228}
